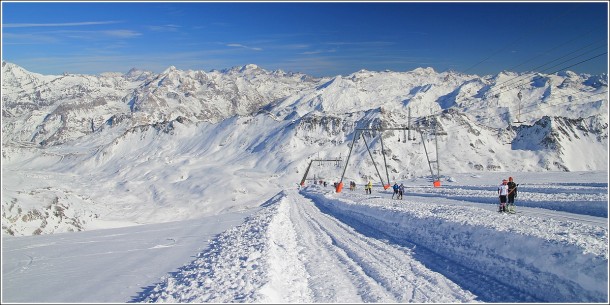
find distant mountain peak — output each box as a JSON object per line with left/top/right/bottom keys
{"left": 163, "top": 65, "right": 178, "bottom": 73}
{"left": 242, "top": 64, "right": 260, "bottom": 71}
{"left": 126, "top": 67, "right": 141, "bottom": 74}
{"left": 124, "top": 67, "right": 154, "bottom": 82}
{"left": 412, "top": 67, "right": 437, "bottom": 74}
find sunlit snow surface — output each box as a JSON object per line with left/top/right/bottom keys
{"left": 3, "top": 171, "right": 607, "bottom": 303}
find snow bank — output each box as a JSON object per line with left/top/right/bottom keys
{"left": 304, "top": 188, "right": 607, "bottom": 302}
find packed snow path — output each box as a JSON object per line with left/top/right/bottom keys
{"left": 141, "top": 185, "right": 607, "bottom": 303}
{"left": 265, "top": 190, "right": 476, "bottom": 303}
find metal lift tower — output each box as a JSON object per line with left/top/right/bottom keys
{"left": 336, "top": 126, "right": 409, "bottom": 193}
{"left": 417, "top": 122, "right": 446, "bottom": 188}
{"left": 335, "top": 118, "right": 446, "bottom": 193}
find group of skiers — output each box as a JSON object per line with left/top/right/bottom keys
{"left": 313, "top": 180, "right": 328, "bottom": 187}
{"left": 498, "top": 176, "right": 518, "bottom": 213}
{"left": 359, "top": 180, "right": 406, "bottom": 198}
{"left": 305, "top": 177, "right": 519, "bottom": 212}
{"left": 391, "top": 182, "right": 405, "bottom": 199}
{"left": 350, "top": 180, "right": 403, "bottom": 198}
{"left": 361, "top": 176, "right": 519, "bottom": 209}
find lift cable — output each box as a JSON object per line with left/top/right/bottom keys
{"left": 505, "top": 30, "right": 598, "bottom": 74}
{"left": 485, "top": 45, "right": 606, "bottom": 97}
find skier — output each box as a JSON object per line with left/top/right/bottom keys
{"left": 507, "top": 177, "right": 518, "bottom": 213}
{"left": 398, "top": 183, "right": 405, "bottom": 200}
{"left": 392, "top": 182, "right": 399, "bottom": 199}
{"left": 366, "top": 181, "right": 372, "bottom": 194}
{"left": 498, "top": 179, "right": 509, "bottom": 212}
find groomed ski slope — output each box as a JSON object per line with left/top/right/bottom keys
{"left": 140, "top": 179, "right": 608, "bottom": 303}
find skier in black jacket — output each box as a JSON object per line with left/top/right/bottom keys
{"left": 507, "top": 176, "right": 518, "bottom": 213}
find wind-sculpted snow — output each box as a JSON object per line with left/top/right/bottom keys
{"left": 137, "top": 174, "right": 607, "bottom": 303}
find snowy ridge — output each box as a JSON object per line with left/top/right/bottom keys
{"left": 2, "top": 61, "right": 607, "bottom": 148}
{"left": 1, "top": 61, "right": 321, "bottom": 147}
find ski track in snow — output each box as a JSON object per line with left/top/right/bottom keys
{"left": 138, "top": 182, "right": 607, "bottom": 303}
{"left": 139, "top": 190, "right": 478, "bottom": 303}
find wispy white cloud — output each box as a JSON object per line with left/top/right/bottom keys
{"left": 3, "top": 21, "right": 121, "bottom": 28}
{"left": 101, "top": 30, "right": 142, "bottom": 38}
{"left": 2, "top": 33, "right": 59, "bottom": 44}
{"left": 279, "top": 43, "right": 310, "bottom": 50}
{"left": 301, "top": 49, "right": 336, "bottom": 55}
{"left": 227, "top": 40, "right": 310, "bottom": 51}
{"left": 226, "top": 43, "right": 262, "bottom": 51}
{"left": 4, "top": 29, "right": 142, "bottom": 42}
{"left": 325, "top": 41, "right": 395, "bottom": 47}
{"left": 147, "top": 24, "right": 181, "bottom": 32}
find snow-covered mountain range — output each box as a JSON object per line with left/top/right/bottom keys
{"left": 1, "top": 61, "right": 608, "bottom": 236}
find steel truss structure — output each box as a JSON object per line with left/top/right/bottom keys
{"left": 335, "top": 123, "right": 446, "bottom": 193}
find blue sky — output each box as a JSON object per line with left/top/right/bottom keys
{"left": 2, "top": 1, "right": 608, "bottom": 77}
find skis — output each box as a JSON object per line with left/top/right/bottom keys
{"left": 498, "top": 206, "right": 517, "bottom": 214}
{"left": 498, "top": 203, "right": 517, "bottom": 214}
{"left": 498, "top": 210, "right": 517, "bottom": 214}
{"left": 508, "top": 204, "right": 516, "bottom": 214}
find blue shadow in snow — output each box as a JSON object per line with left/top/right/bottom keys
{"left": 302, "top": 191, "right": 543, "bottom": 303}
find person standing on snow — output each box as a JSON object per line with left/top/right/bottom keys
{"left": 507, "top": 176, "right": 518, "bottom": 213}
{"left": 398, "top": 183, "right": 405, "bottom": 200}
{"left": 366, "top": 181, "right": 372, "bottom": 194}
{"left": 392, "top": 182, "right": 399, "bottom": 199}
{"left": 498, "top": 179, "right": 509, "bottom": 212}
